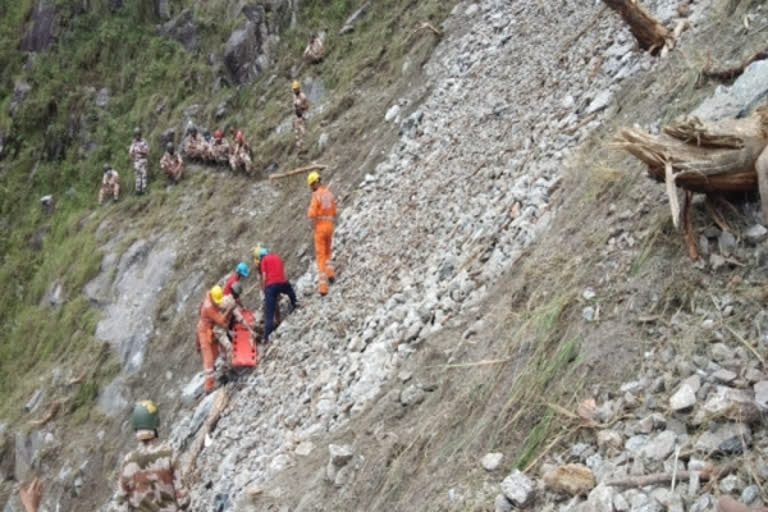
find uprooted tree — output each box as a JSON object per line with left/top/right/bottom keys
{"left": 612, "top": 105, "right": 768, "bottom": 259}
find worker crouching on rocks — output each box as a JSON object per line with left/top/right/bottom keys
{"left": 196, "top": 285, "right": 236, "bottom": 394}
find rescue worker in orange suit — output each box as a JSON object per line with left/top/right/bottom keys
{"left": 253, "top": 247, "right": 298, "bottom": 343}
{"left": 196, "top": 285, "right": 235, "bottom": 393}
{"left": 306, "top": 171, "right": 337, "bottom": 295}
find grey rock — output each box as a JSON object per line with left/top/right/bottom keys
{"left": 24, "top": 389, "right": 44, "bottom": 414}
{"left": 719, "top": 231, "right": 737, "bottom": 256}
{"left": 328, "top": 444, "right": 354, "bottom": 468}
{"left": 339, "top": 3, "right": 370, "bottom": 34}
{"left": 295, "top": 441, "right": 314, "bottom": 456}
{"left": 385, "top": 105, "right": 401, "bottom": 122}
{"left": 669, "top": 383, "right": 696, "bottom": 411}
{"left": 585, "top": 90, "right": 613, "bottom": 114}
{"left": 156, "top": 0, "right": 171, "bottom": 20}
{"left": 596, "top": 430, "right": 623, "bottom": 452}
{"left": 582, "top": 306, "right": 595, "bottom": 322}
{"left": 754, "top": 380, "right": 768, "bottom": 411}
{"left": 745, "top": 224, "right": 768, "bottom": 245}
{"left": 712, "top": 368, "right": 737, "bottom": 384}
{"left": 720, "top": 473, "right": 745, "bottom": 494}
{"left": 694, "top": 60, "right": 768, "bottom": 121}
{"left": 494, "top": 493, "right": 513, "bottom": 512}
{"left": 181, "top": 372, "right": 206, "bottom": 406}
{"left": 400, "top": 110, "right": 424, "bottom": 137}
{"left": 586, "top": 483, "right": 615, "bottom": 512}
{"left": 690, "top": 494, "right": 716, "bottom": 512}
{"left": 641, "top": 430, "right": 676, "bottom": 461}
{"left": 14, "top": 430, "right": 44, "bottom": 482}
{"left": 481, "top": 452, "right": 503, "bottom": 471}
{"left": 465, "top": 4, "right": 480, "bottom": 16}
{"left": 741, "top": 484, "right": 760, "bottom": 505}
{"left": 500, "top": 470, "right": 534, "bottom": 506}
{"left": 9, "top": 80, "right": 32, "bottom": 117}
{"left": 94, "top": 87, "right": 111, "bottom": 108}
{"left": 91, "top": 238, "right": 176, "bottom": 372}
{"left": 97, "top": 377, "right": 129, "bottom": 417}
{"left": 317, "top": 132, "right": 329, "bottom": 150}
{"left": 224, "top": 21, "right": 265, "bottom": 84}
{"left": 189, "top": 392, "right": 215, "bottom": 438}
{"left": 21, "top": 0, "right": 56, "bottom": 52}
{"left": 695, "top": 423, "right": 751, "bottom": 455}
{"left": 650, "top": 488, "right": 683, "bottom": 512}
{"left": 400, "top": 384, "right": 426, "bottom": 406}
{"left": 161, "top": 9, "right": 199, "bottom": 53}
{"left": 711, "top": 342, "right": 734, "bottom": 362}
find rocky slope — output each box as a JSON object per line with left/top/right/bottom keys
{"left": 5, "top": 0, "right": 768, "bottom": 511}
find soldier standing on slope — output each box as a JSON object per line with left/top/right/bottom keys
{"left": 292, "top": 80, "right": 309, "bottom": 152}
{"left": 128, "top": 128, "right": 149, "bottom": 195}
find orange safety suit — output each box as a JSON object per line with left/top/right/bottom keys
{"left": 196, "top": 292, "right": 231, "bottom": 393}
{"left": 307, "top": 184, "right": 337, "bottom": 295}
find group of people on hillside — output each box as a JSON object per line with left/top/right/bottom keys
{"left": 97, "top": 77, "right": 317, "bottom": 206}
{"left": 20, "top": 35, "right": 330, "bottom": 512}
{"left": 196, "top": 170, "right": 336, "bottom": 394}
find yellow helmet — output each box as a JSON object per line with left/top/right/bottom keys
{"left": 210, "top": 285, "right": 224, "bottom": 305}
{"left": 292, "top": 80, "right": 300, "bottom": 91}
{"left": 252, "top": 245, "right": 262, "bottom": 264}
{"left": 307, "top": 171, "right": 320, "bottom": 186}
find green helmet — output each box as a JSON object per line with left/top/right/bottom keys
{"left": 231, "top": 281, "right": 243, "bottom": 298}
{"left": 131, "top": 400, "right": 159, "bottom": 431}
{"left": 103, "top": 163, "right": 111, "bottom": 172}
{"left": 166, "top": 142, "right": 174, "bottom": 153}
{"left": 133, "top": 127, "right": 141, "bottom": 137}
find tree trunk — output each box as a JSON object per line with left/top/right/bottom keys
{"left": 602, "top": 0, "right": 670, "bottom": 53}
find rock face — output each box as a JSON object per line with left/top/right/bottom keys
{"left": 87, "top": 238, "right": 177, "bottom": 373}
{"left": 21, "top": 0, "right": 57, "bottom": 52}
{"left": 223, "top": 17, "right": 266, "bottom": 84}
{"left": 160, "top": 9, "right": 199, "bottom": 53}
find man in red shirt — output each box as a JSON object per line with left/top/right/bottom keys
{"left": 253, "top": 247, "right": 298, "bottom": 344}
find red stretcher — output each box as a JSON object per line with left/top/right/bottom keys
{"left": 230, "top": 309, "right": 259, "bottom": 368}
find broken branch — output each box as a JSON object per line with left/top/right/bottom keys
{"left": 704, "top": 45, "right": 768, "bottom": 80}
{"left": 183, "top": 389, "right": 229, "bottom": 480}
{"left": 602, "top": 0, "right": 670, "bottom": 54}
{"left": 268, "top": 164, "right": 328, "bottom": 180}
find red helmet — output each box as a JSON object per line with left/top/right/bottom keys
{"left": 235, "top": 132, "right": 244, "bottom": 143}
{"left": 214, "top": 129, "right": 223, "bottom": 139}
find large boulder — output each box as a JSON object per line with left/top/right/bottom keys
{"left": 21, "top": 0, "right": 57, "bottom": 52}
{"left": 223, "top": 10, "right": 266, "bottom": 84}
{"left": 160, "top": 9, "right": 199, "bottom": 53}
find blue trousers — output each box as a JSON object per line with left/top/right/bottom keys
{"left": 264, "top": 282, "right": 297, "bottom": 343}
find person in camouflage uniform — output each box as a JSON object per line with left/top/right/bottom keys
{"left": 112, "top": 400, "right": 189, "bottom": 512}
{"left": 159, "top": 142, "right": 184, "bottom": 183}
{"left": 182, "top": 127, "right": 208, "bottom": 162}
{"left": 228, "top": 130, "right": 253, "bottom": 174}
{"left": 211, "top": 129, "right": 230, "bottom": 165}
{"left": 128, "top": 128, "right": 149, "bottom": 194}
{"left": 98, "top": 163, "right": 120, "bottom": 205}
{"left": 302, "top": 34, "right": 325, "bottom": 64}
{"left": 292, "top": 81, "right": 309, "bottom": 152}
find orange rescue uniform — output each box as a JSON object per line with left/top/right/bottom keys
{"left": 196, "top": 292, "right": 231, "bottom": 393}
{"left": 307, "top": 184, "right": 337, "bottom": 295}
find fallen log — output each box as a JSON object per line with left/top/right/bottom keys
{"left": 606, "top": 465, "right": 714, "bottom": 488}
{"left": 268, "top": 164, "right": 327, "bottom": 180}
{"left": 182, "top": 388, "right": 229, "bottom": 480}
{"left": 602, "top": 0, "right": 670, "bottom": 54}
{"left": 612, "top": 106, "right": 768, "bottom": 239}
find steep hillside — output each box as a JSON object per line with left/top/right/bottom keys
{"left": 4, "top": 0, "right": 768, "bottom": 511}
